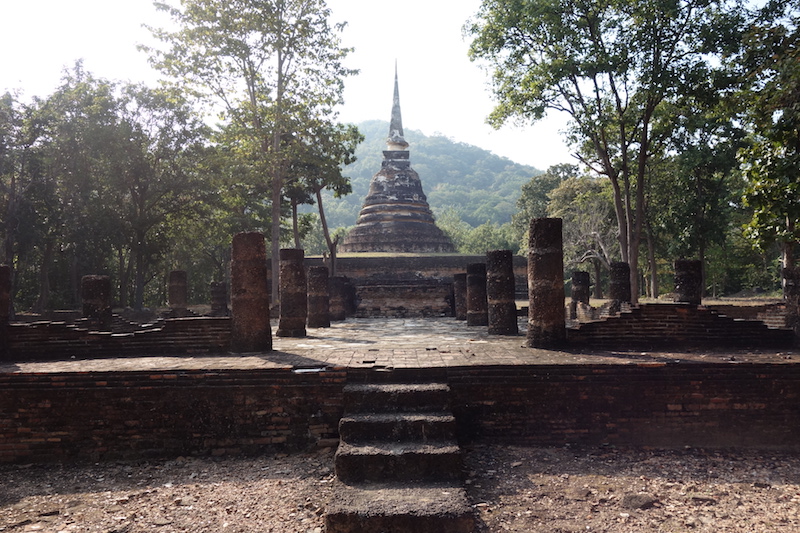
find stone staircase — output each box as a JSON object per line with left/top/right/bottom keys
{"left": 325, "top": 382, "right": 475, "bottom": 533}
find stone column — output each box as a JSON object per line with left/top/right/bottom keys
{"left": 527, "top": 218, "right": 566, "bottom": 348}
{"left": 0, "top": 265, "right": 10, "bottom": 359}
{"left": 486, "top": 250, "right": 518, "bottom": 335}
{"left": 329, "top": 276, "right": 348, "bottom": 321}
{"left": 466, "top": 263, "right": 488, "bottom": 327}
{"left": 168, "top": 270, "right": 188, "bottom": 311}
{"left": 570, "top": 271, "right": 590, "bottom": 319}
{"left": 453, "top": 273, "right": 467, "bottom": 321}
{"left": 230, "top": 232, "right": 272, "bottom": 353}
{"left": 209, "top": 281, "right": 229, "bottom": 317}
{"left": 609, "top": 262, "right": 632, "bottom": 312}
{"left": 0, "top": 265, "right": 10, "bottom": 325}
{"left": 784, "top": 267, "right": 800, "bottom": 344}
{"left": 277, "top": 248, "right": 307, "bottom": 337}
{"left": 307, "top": 265, "right": 330, "bottom": 328}
{"left": 81, "top": 275, "right": 112, "bottom": 329}
{"left": 674, "top": 259, "right": 703, "bottom": 305}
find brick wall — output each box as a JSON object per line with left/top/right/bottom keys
{"left": 0, "top": 368, "right": 345, "bottom": 463}
{"left": 449, "top": 364, "right": 800, "bottom": 449}
{"left": 2, "top": 363, "right": 799, "bottom": 463}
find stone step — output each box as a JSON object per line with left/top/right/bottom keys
{"left": 325, "top": 481, "right": 475, "bottom": 533}
{"left": 343, "top": 383, "right": 451, "bottom": 413}
{"left": 339, "top": 412, "right": 457, "bottom": 443}
{"left": 335, "top": 441, "right": 462, "bottom": 483}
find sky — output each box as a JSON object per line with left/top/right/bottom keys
{"left": 0, "top": 0, "right": 573, "bottom": 170}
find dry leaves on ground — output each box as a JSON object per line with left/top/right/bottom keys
{"left": 2, "top": 445, "right": 799, "bottom": 532}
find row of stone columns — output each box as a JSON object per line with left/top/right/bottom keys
{"left": 454, "top": 249, "right": 519, "bottom": 336}
{"left": 229, "top": 233, "right": 355, "bottom": 352}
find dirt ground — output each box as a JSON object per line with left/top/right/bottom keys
{"left": 1, "top": 444, "right": 798, "bottom": 532}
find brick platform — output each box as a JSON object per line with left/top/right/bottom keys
{"left": 1, "top": 317, "right": 799, "bottom": 463}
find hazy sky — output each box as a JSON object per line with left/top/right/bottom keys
{"left": 1, "top": 0, "right": 573, "bottom": 169}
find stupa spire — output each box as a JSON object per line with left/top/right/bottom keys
{"left": 387, "top": 63, "right": 409, "bottom": 150}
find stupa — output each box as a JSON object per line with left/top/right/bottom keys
{"left": 339, "top": 69, "right": 456, "bottom": 253}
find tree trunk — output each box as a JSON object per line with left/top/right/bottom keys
{"left": 117, "top": 247, "right": 128, "bottom": 308}
{"left": 592, "top": 258, "right": 603, "bottom": 299}
{"left": 70, "top": 251, "right": 80, "bottom": 308}
{"left": 291, "top": 197, "right": 300, "bottom": 248}
{"left": 31, "top": 240, "right": 54, "bottom": 314}
{"left": 315, "top": 188, "right": 337, "bottom": 276}
{"left": 133, "top": 232, "right": 146, "bottom": 310}
{"left": 646, "top": 225, "right": 658, "bottom": 299}
{"left": 783, "top": 240, "right": 796, "bottom": 299}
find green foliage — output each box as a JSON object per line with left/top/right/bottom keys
{"left": 546, "top": 176, "right": 617, "bottom": 267}
{"left": 737, "top": 1, "right": 800, "bottom": 262}
{"left": 145, "top": 0, "right": 357, "bottom": 298}
{"left": 467, "top": 0, "right": 746, "bottom": 301}
{"left": 0, "top": 65, "right": 216, "bottom": 311}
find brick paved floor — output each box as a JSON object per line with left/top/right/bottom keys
{"left": 1, "top": 317, "right": 797, "bottom": 374}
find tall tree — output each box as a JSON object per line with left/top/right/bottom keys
{"left": 467, "top": 0, "right": 744, "bottom": 302}
{"left": 0, "top": 92, "right": 52, "bottom": 313}
{"left": 36, "top": 66, "right": 123, "bottom": 308}
{"left": 144, "top": 0, "right": 357, "bottom": 302}
{"left": 648, "top": 97, "right": 745, "bottom": 297}
{"left": 513, "top": 163, "right": 578, "bottom": 251}
{"left": 110, "top": 84, "right": 212, "bottom": 309}
{"left": 738, "top": 0, "right": 800, "bottom": 292}
{"left": 547, "top": 176, "right": 617, "bottom": 297}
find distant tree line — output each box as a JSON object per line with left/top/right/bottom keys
{"left": 1, "top": 0, "right": 361, "bottom": 313}
{"left": 3, "top": 0, "right": 800, "bottom": 313}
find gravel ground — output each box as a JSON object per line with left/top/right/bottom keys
{"left": 2, "top": 445, "right": 799, "bottom": 532}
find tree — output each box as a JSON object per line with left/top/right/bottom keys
{"left": 145, "top": 0, "right": 357, "bottom": 302}
{"left": 35, "top": 65, "right": 124, "bottom": 309}
{"left": 547, "top": 176, "right": 617, "bottom": 297}
{"left": 110, "top": 84, "right": 213, "bottom": 309}
{"left": 467, "top": 0, "right": 744, "bottom": 302}
{"left": 0, "top": 91, "right": 53, "bottom": 313}
{"left": 513, "top": 163, "right": 578, "bottom": 251}
{"left": 648, "top": 98, "right": 745, "bottom": 297}
{"left": 461, "top": 221, "right": 519, "bottom": 255}
{"left": 738, "top": 0, "right": 800, "bottom": 291}
{"left": 285, "top": 122, "right": 362, "bottom": 274}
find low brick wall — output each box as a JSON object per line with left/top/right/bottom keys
{"left": 2, "top": 363, "right": 799, "bottom": 463}
{"left": 0, "top": 368, "right": 345, "bottom": 463}
{"left": 449, "top": 364, "right": 800, "bottom": 449}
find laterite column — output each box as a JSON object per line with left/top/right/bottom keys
{"left": 674, "top": 259, "right": 703, "bottom": 305}
{"left": 329, "top": 276, "right": 348, "bottom": 321}
{"left": 486, "top": 250, "right": 518, "bottom": 335}
{"left": 466, "top": 263, "right": 488, "bottom": 326}
{"left": 784, "top": 267, "right": 800, "bottom": 343}
{"left": 277, "top": 248, "right": 307, "bottom": 337}
{"left": 0, "top": 265, "right": 10, "bottom": 359}
{"left": 609, "top": 262, "right": 631, "bottom": 312}
{"left": 230, "top": 232, "right": 272, "bottom": 352}
{"left": 209, "top": 281, "right": 229, "bottom": 316}
{"left": 527, "top": 218, "right": 566, "bottom": 348}
{"left": 0, "top": 265, "right": 10, "bottom": 324}
{"left": 307, "top": 265, "right": 330, "bottom": 328}
{"left": 570, "top": 271, "right": 590, "bottom": 319}
{"left": 81, "top": 275, "right": 112, "bottom": 330}
{"left": 453, "top": 273, "right": 467, "bottom": 321}
{"left": 168, "top": 270, "right": 188, "bottom": 312}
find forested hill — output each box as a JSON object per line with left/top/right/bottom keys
{"left": 320, "top": 120, "right": 542, "bottom": 229}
